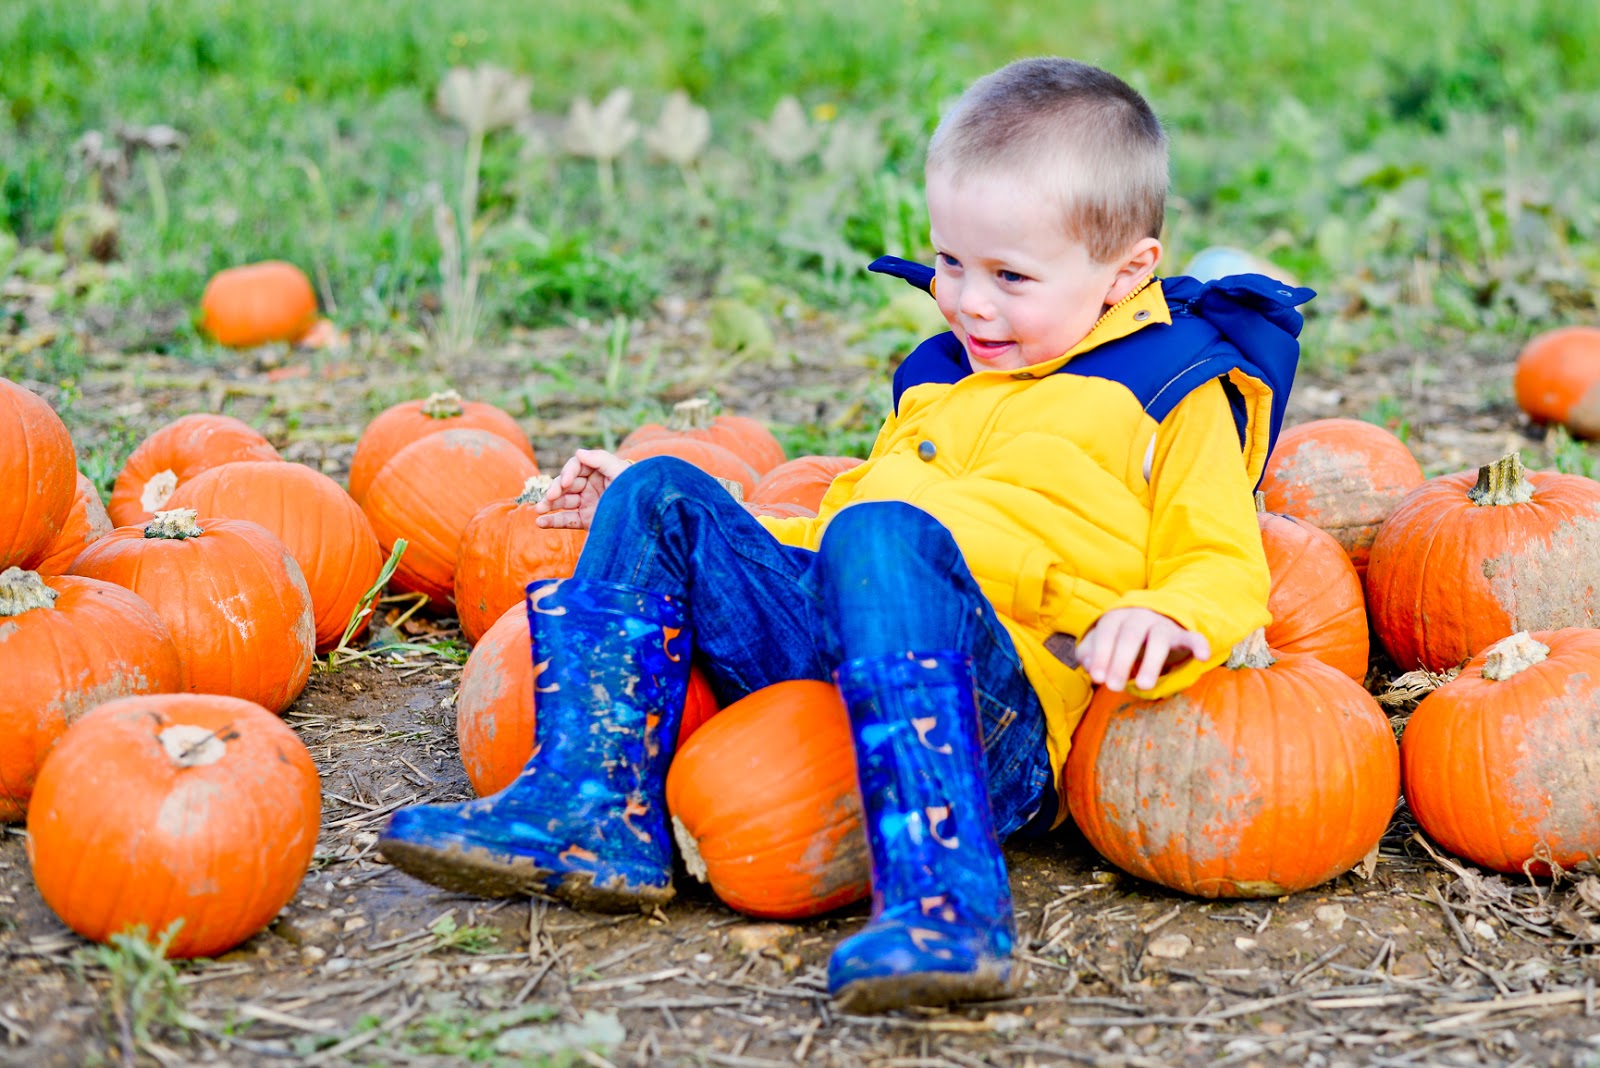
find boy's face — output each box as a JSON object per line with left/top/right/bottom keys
{"left": 926, "top": 170, "right": 1139, "bottom": 371}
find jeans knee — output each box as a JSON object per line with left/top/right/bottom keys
{"left": 819, "top": 501, "right": 957, "bottom": 569}
{"left": 605, "top": 456, "right": 714, "bottom": 508}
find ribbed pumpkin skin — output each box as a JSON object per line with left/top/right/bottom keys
{"left": 622, "top": 412, "right": 786, "bottom": 475}
{"left": 361, "top": 429, "right": 541, "bottom": 609}
{"left": 22, "top": 472, "right": 112, "bottom": 576}
{"left": 666, "top": 680, "right": 870, "bottom": 919}
{"left": 455, "top": 498, "right": 585, "bottom": 645}
{"left": 1402, "top": 629, "right": 1600, "bottom": 875}
{"left": 1066, "top": 650, "right": 1399, "bottom": 898}
{"left": 348, "top": 397, "right": 533, "bottom": 504}
{"left": 1259, "top": 418, "right": 1423, "bottom": 584}
{"left": 1513, "top": 326, "right": 1600, "bottom": 438}
{"left": 169, "top": 461, "right": 384, "bottom": 652}
{"left": 750, "top": 455, "right": 863, "bottom": 512}
{"left": 0, "top": 378, "right": 77, "bottom": 570}
{"left": 0, "top": 574, "right": 182, "bottom": 822}
{"left": 26, "top": 693, "right": 321, "bottom": 958}
{"left": 109, "top": 413, "right": 282, "bottom": 527}
{"left": 455, "top": 604, "right": 717, "bottom": 797}
{"left": 1258, "top": 509, "right": 1369, "bottom": 679}
{"left": 1366, "top": 465, "right": 1600, "bottom": 673}
{"left": 198, "top": 261, "right": 318, "bottom": 348}
{"left": 615, "top": 439, "right": 759, "bottom": 498}
{"left": 70, "top": 518, "right": 316, "bottom": 713}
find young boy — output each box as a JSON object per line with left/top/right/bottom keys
{"left": 379, "top": 56, "right": 1313, "bottom": 1013}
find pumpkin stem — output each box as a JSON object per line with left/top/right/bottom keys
{"left": 671, "top": 815, "right": 710, "bottom": 883}
{"left": 515, "top": 475, "right": 555, "bottom": 506}
{"left": 158, "top": 723, "right": 228, "bottom": 768}
{"left": 667, "top": 397, "right": 717, "bottom": 431}
{"left": 421, "top": 389, "right": 466, "bottom": 419}
{"left": 1481, "top": 631, "right": 1551, "bottom": 681}
{"left": 1225, "top": 628, "right": 1277, "bottom": 670}
{"left": 1253, "top": 490, "right": 1266, "bottom": 514}
{"left": 1467, "top": 452, "right": 1535, "bottom": 507}
{"left": 713, "top": 476, "right": 746, "bottom": 501}
{"left": 140, "top": 468, "right": 180, "bottom": 513}
{"left": 144, "top": 508, "right": 204, "bottom": 540}
{"left": 0, "top": 567, "right": 58, "bottom": 616}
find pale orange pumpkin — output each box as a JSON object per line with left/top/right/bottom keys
{"left": 22, "top": 472, "right": 112, "bottom": 576}
{"left": 455, "top": 476, "right": 586, "bottom": 645}
{"left": 108, "top": 413, "right": 282, "bottom": 527}
{"left": 1257, "top": 498, "right": 1368, "bottom": 680}
{"left": 621, "top": 398, "right": 786, "bottom": 475}
{"left": 615, "top": 438, "right": 759, "bottom": 498}
{"left": 348, "top": 390, "right": 534, "bottom": 504}
{"left": 750, "top": 455, "right": 863, "bottom": 512}
{"left": 27, "top": 692, "right": 321, "bottom": 958}
{"left": 0, "top": 378, "right": 77, "bottom": 570}
{"left": 198, "top": 261, "right": 319, "bottom": 348}
{"left": 1513, "top": 326, "right": 1600, "bottom": 438}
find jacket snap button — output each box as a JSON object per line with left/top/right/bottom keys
{"left": 1010, "top": 371, "right": 1035, "bottom": 380}
{"left": 1133, "top": 309, "right": 1151, "bottom": 321}
{"left": 917, "top": 440, "right": 937, "bottom": 461}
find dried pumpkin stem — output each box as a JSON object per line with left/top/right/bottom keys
{"left": 713, "top": 476, "right": 746, "bottom": 501}
{"left": 158, "top": 723, "right": 228, "bottom": 768}
{"left": 1253, "top": 490, "right": 1266, "bottom": 513}
{"left": 420, "top": 389, "right": 466, "bottom": 419}
{"left": 1467, "top": 452, "right": 1535, "bottom": 507}
{"left": 515, "top": 475, "right": 555, "bottom": 506}
{"left": 140, "top": 468, "right": 179, "bottom": 513}
{"left": 1481, "top": 631, "right": 1551, "bottom": 681}
{"left": 1226, "top": 628, "right": 1276, "bottom": 670}
{"left": 0, "top": 567, "right": 58, "bottom": 615}
{"left": 667, "top": 397, "right": 717, "bottom": 431}
{"left": 144, "top": 508, "right": 204, "bottom": 540}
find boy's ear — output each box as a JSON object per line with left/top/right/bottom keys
{"left": 1103, "top": 238, "right": 1163, "bottom": 305}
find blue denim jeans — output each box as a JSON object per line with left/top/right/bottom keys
{"left": 573, "top": 457, "right": 1053, "bottom": 839}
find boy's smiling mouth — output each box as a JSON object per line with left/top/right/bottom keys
{"left": 964, "top": 335, "right": 1015, "bottom": 360}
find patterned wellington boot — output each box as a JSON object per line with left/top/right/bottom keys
{"left": 828, "top": 651, "right": 1020, "bottom": 1012}
{"left": 378, "top": 577, "right": 691, "bottom": 911}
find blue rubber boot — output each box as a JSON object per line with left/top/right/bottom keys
{"left": 828, "top": 651, "right": 1020, "bottom": 1012}
{"left": 378, "top": 577, "right": 691, "bottom": 911}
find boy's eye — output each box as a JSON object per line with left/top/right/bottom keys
{"left": 997, "top": 269, "right": 1028, "bottom": 284}
{"left": 937, "top": 252, "right": 961, "bottom": 269}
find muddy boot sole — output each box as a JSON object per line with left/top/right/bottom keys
{"left": 378, "top": 837, "right": 674, "bottom": 913}
{"left": 832, "top": 960, "right": 1022, "bottom": 1014}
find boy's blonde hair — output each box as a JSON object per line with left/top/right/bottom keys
{"left": 926, "top": 57, "right": 1168, "bottom": 264}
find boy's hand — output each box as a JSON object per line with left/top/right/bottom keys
{"left": 531, "top": 448, "right": 632, "bottom": 530}
{"left": 1076, "top": 607, "right": 1211, "bottom": 693}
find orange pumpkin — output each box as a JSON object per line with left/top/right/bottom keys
{"left": 1259, "top": 418, "right": 1423, "bottom": 586}
{"left": 0, "top": 378, "right": 76, "bottom": 570}
{"left": 27, "top": 692, "right": 321, "bottom": 958}
{"left": 361, "top": 429, "right": 541, "bottom": 609}
{"left": 1257, "top": 499, "right": 1368, "bottom": 680}
{"left": 0, "top": 568, "right": 182, "bottom": 822}
{"left": 456, "top": 603, "right": 718, "bottom": 797}
{"left": 198, "top": 261, "right": 319, "bottom": 348}
{"left": 69, "top": 509, "right": 315, "bottom": 713}
{"left": 168, "top": 461, "right": 384, "bottom": 652}
{"left": 108, "top": 413, "right": 282, "bottom": 527}
{"left": 751, "top": 455, "right": 863, "bottom": 512}
{"left": 1367, "top": 452, "right": 1600, "bottom": 673}
{"left": 22, "top": 472, "right": 112, "bottom": 576}
{"left": 666, "top": 679, "right": 870, "bottom": 919}
{"left": 1402, "top": 629, "right": 1600, "bottom": 876}
{"left": 615, "top": 438, "right": 759, "bottom": 498}
{"left": 621, "top": 398, "right": 786, "bottom": 475}
{"left": 348, "top": 391, "right": 534, "bottom": 504}
{"left": 1513, "top": 326, "right": 1600, "bottom": 438}
{"left": 1066, "top": 631, "right": 1399, "bottom": 898}
{"left": 455, "top": 477, "right": 586, "bottom": 645}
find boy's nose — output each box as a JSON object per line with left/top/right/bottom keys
{"left": 956, "top": 280, "right": 995, "bottom": 319}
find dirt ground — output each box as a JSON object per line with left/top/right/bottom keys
{"left": 5, "top": 298, "right": 1600, "bottom": 1067}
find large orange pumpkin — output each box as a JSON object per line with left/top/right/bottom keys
{"left": 1066, "top": 631, "right": 1400, "bottom": 898}
{"left": 27, "top": 693, "right": 321, "bottom": 958}
{"left": 361, "top": 429, "right": 541, "bottom": 609}
{"left": 615, "top": 437, "right": 760, "bottom": 498}
{"left": 1402, "top": 629, "right": 1600, "bottom": 876}
{"left": 1258, "top": 418, "right": 1423, "bottom": 585}
{"left": 348, "top": 391, "right": 534, "bottom": 504}
{"left": 455, "top": 477, "right": 586, "bottom": 645}
{"left": 1257, "top": 499, "right": 1368, "bottom": 680}
{"left": 21, "top": 472, "right": 112, "bottom": 576}
{"left": 198, "top": 261, "right": 319, "bottom": 348}
{"left": 456, "top": 603, "right": 718, "bottom": 797}
{"left": 621, "top": 398, "right": 786, "bottom": 476}
{"left": 168, "top": 461, "right": 384, "bottom": 652}
{"left": 750, "top": 455, "right": 863, "bottom": 512}
{"left": 0, "top": 568, "right": 182, "bottom": 823}
{"left": 666, "top": 679, "right": 870, "bottom": 919}
{"left": 1367, "top": 452, "right": 1600, "bottom": 673}
{"left": 69, "top": 510, "right": 316, "bottom": 713}
{"left": 1513, "top": 326, "right": 1600, "bottom": 438}
{"left": 0, "top": 378, "right": 77, "bottom": 570}
{"left": 108, "top": 413, "right": 282, "bottom": 527}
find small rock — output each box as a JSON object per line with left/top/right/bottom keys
{"left": 1314, "top": 904, "right": 1347, "bottom": 932}
{"left": 1234, "top": 937, "right": 1258, "bottom": 951}
{"left": 1472, "top": 919, "right": 1498, "bottom": 942}
{"left": 300, "top": 946, "right": 326, "bottom": 964}
{"left": 342, "top": 916, "right": 368, "bottom": 933}
{"left": 726, "top": 923, "right": 798, "bottom": 956}
{"left": 1146, "top": 933, "right": 1192, "bottom": 960}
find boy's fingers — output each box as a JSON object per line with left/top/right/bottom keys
{"left": 1134, "top": 633, "right": 1172, "bottom": 691}
{"left": 1103, "top": 632, "right": 1143, "bottom": 693}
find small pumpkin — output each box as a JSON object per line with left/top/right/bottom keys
{"left": 198, "top": 261, "right": 319, "bottom": 348}
{"left": 1257, "top": 495, "right": 1368, "bottom": 680}
{"left": 69, "top": 509, "right": 316, "bottom": 713}
{"left": 168, "top": 461, "right": 384, "bottom": 652}
{"left": 361, "top": 429, "right": 541, "bottom": 609}
{"left": 108, "top": 413, "right": 282, "bottom": 527}
{"left": 1402, "top": 629, "right": 1600, "bottom": 876}
{"left": 621, "top": 398, "right": 786, "bottom": 475}
{"left": 0, "top": 568, "right": 182, "bottom": 823}
{"left": 456, "top": 603, "right": 718, "bottom": 797}
{"left": 750, "top": 455, "right": 863, "bottom": 512}
{"left": 666, "top": 679, "right": 870, "bottom": 919}
{"left": 455, "top": 476, "right": 586, "bottom": 645}
{"left": 0, "top": 378, "right": 77, "bottom": 570}
{"left": 348, "top": 390, "right": 534, "bottom": 504}
{"left": 1513, "top": 326, "right": 1600, "bottom": 438}
{"left": 1066, "top": 630, "right": 1399, "bottom": 898}
{"left": 1367, "top": 452, "right": 1600, "bottom": 673}
{"left": 26, "top": 692, "right": 321, "bottom": 958}
{"left": 22, "top": 472, "right": 112, "bottom": 576}
{"left": 1258, "top": 418, "right": 1423, "bottom": 585}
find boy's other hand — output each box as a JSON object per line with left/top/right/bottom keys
{"left": 531, "top": 448, "right": 632, "bottom": 530}
{"left": 1077, "top": 607, "right": 1211, "bottom": 693}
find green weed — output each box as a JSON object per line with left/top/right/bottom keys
{"left": 74, "top": 922, "right": 190, "bottom": 1063}
{"left": 1545, "top": 426, "right": 1596, "bottom": 479}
